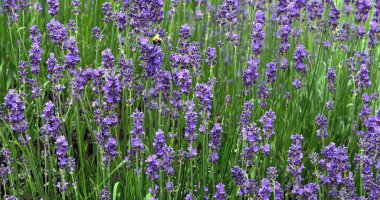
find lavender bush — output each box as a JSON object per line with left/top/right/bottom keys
{"left": 1, "top": 0, "right": 380, "bottom": 199}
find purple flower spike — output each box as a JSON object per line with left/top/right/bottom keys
{"left": 55, "top": 135, "right": 69, "bottom": 169}
{"left": 101, "top": 49, "right": 115, "bottom": 69}
{"left": 146, "top": 155, "right": 160, "bottom": 180}
{"left": 131, "top": 110, "right": 145, "bottom": 153}
{"left": 287, "top": 134, "right": 305, "bottom": 195}
{"left": 214, "top": 183, "right": 226, "bottom": 200}
{"left": 260, "top": 111, "right": 276, "bottom": 140}
{"left": 3, "top": 90, "right": 29, "bottom": 134}
{"left": 243, "top": 57, "right": 259, "bottom": 89}
{"left": 47, "top": 0, "right": 59, "bottom": 17}
{"left": 209, "top": 123, "right": 223, "bottom": 163}
{"left": 326, "top": 67, "right": 337, "bottom": 92}
{"left": 315, "top": 114, "right": 328, "bottom": 139}
{"left": 103, "top": 137, "right": 117, "bottom": 165}
{"left": 293, "top": 44, "right": 309, "bottom": 75}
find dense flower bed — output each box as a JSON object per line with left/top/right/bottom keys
{"left": 0, "top": 0, "right": 380, "bottom": 199}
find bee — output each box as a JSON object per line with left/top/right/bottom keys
{"left": 152, "top": 34, "right": 162, "bottom": 46}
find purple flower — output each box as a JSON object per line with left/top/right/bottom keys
{"left": 267, "top": 167, "right": 278, "bottom": 182}
{"left": 3, "top": 90, "right": 28, "bottom": 134}
{"left": 205, "top": 47, "right": 217, "bottom": 66}
{"left": 170, "top": 90, "right": 182, "bottom": 117}
{"left": 41, "top": 101, "right": 62, "bottom": 140}
{"left": 196, "top": 9, "right": 203, "bottom": 21}
{"left": 173, "top": 68, "right": 192, "bottom": 94}
{"left": 131, "top": 110, "right": 145, "bottom": 153}
{"left": 209, "top": 123, "right": 223, "bottom": 163}
{"left": 29, "top": 43, "right": 42, "bottom": 74}
{"left": 33, "top": 3, "right": 42, "bottom": 13}
{"left": 67, "top": 19, "right": 77, "bottom": 32}
{"left": 195, "top": 83, "right": 213, "bottom": 119}
{"left": 3, "top": 0, "right": 19, "bottom": 16}
{"left": 258, "top": 81, "right": 268, "bottom": 108}
{"left": 128, "top": 1, "right": 164, "bottom": 35}
{"left": 101, "top": 49, "right": 115, "bottom": 69}
{"left": 92, "top": 27, "right": 103, "bottom": 40}
{"left": 287, "top": 134, "right": 305, "bottom": 195}
{"left": 251, "top": 9, "right": 266, "bottom": 56}
{"left": 100, "top": 187, "right": 111, "bottom": 200}
{"left": 302, "top": 183, "right": 319, "bottom": 200}
{"left": 56, "top": 181, "right": 68, "bottom": 193}
{"left": 27, "top": 79, "right": 42, "bottom": 99}
{"left": 239, "top": 101, "right": 254, "bottom": 128}
{"left": 315, "top": 114, "right": 328, "bottom": 139}
{"left": 226, "top": 31, "right": 240, "bottom": 46}
{"left": 217, "top": 0, "right": 239, "bottom": 25}
{"left": 319, "top": 143, "right": 356, "bottom": 198}
{"left": 258, "top": 178, "right": 273, "bottom": 199}
{"left": 242, "top": 123, "right": 261, "bottom": 160}
{"left": 47, "top": 0, "right": 59, "bottom": 17}
{"left": 231, "top": 166, "right": 258, "bottom": 196}
{"left": 293, "top": 44, "right": 308, "bottom": 75}
{"left": 184, "top": 101, "right": 198, "bottom": 158}
{"left": 355, "top": 153, "right": 379, "bottom": 199}
{"left": 103, "top": 137, "right": 117, "bottom": 165}
{"left": 354, "top": 0, "right": 372, "bottom": 23}
{"left": 30, "top": 25, "right": 42, "bottom": 44}
{"left": 329, "top": 4, "right": 340, "bottom": 29}
{"left": 325, "top": 40, "right": 331, "bottom": 48}
{"left": 165, "top": 182, "right": 174, "bottom": 191}
{"left": 138, "top": 37, "right": 163, "bottom": 77}
{"left": 214, "top": 183, "right": 226, "bottom": 200}
{"left": 70, "top": 67, "right": 94, "bottom": 100}
{"left": 327, "top": 67, "right": 336, "bottom": 92}
{"left": 280, "top": 58, "right": 288, "bottom": 70}
{"left": 103, "top": 72, "right": 121, "bottom": 107}
{"left": 102, "top": 2, "right": 112, "bottom": 23}
{"left": 185, "top": 193, "right": 193, "bottom": 200}
{"left": 71, "top": 0, "right": 80, "bottom": 14}
{"left": 55, "top": 135, "right": 69, "bottom": 169}
{"left": 368, "top": 6, "right": 380, "bottom": 48}
{"left": 225, "top": 95, "right": 231, "bottom": 106}
{"left": 307, "top": 0, "right": 324, "bottom": 21}
{"left": 64, "top": 37, "right": 80, "bottom": 75}
{"left": 243, "top": 57, "right": 259, "bottom": 89}
{"left": 292, "top": 78, "right": 303, "bottom": 90}
{"left": 46, "top": 53, "right": 64, "bottom": 89}
{"left": 47, "top": 19, "right": 68, "bottom": 46}
{"left": 153, "top": 129, "right": 166, "bottom": 157}
{"left": 117, "top": 11, "right": 127, "bottom": 32}
{"left": 277, "top": 12, "right": 291, "bottom": 53}
{"left": 355, "top": 64, "right": 371, "bottom": 91}
{"left": 118, "top": 53, "right": 134, "bottom": 89}
{"left": 162, "top": 146, "right": 175, "bottom": 176}
{"left": 260, "top": 111, "right": 276, "bottom": 140}
{"left": 266, "top": 61, "right": 277, "bottom": 84}
{"left": 179, "top": 24, "right": 191, "bottom": 40}
{"left": 5, "top": 196, "right": 18, "bottom": 200}
{"left": 18, "top": 61, "right": 28, "bottom": 84}
{"left": 146, "top": 155, "right": 160, "bottom": 180}
{"left": 231, "top": 166, "right": 246, "bottom": 186}
{"left": 326, "top": 100, "right": 334, "bottom": 110}
{"left": 153, "top": 70, "right": 171, "bottom": 101}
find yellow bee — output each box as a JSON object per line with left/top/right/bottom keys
{"left": 152, "top": 34, "right": 162, "bottom": 46}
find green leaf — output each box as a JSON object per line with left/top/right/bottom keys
{"left": 112, "top": 182, "right": 120, "bottom": 200}
{"left": 144, "top": 193, "right": 153, "bottom": 200}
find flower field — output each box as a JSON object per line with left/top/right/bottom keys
{"left": 1, "top": 0, "right": 380, "bottom": 199}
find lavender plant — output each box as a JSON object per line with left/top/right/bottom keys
{"left": 0, "top": 0, "right": 380, "bottom": 199}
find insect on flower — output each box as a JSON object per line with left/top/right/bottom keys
{"left": 152, "top": 34, "right": 162, "bottom": 46}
